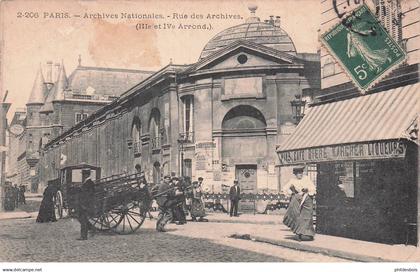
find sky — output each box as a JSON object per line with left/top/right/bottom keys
{"left": 1, "top": 0, "right": 320, "bottom": 119}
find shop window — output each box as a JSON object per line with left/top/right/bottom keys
{"left": 334, "top": 162, "right": 355, "bottom": 198}
{"left": 181, "top": 95, "right": 194, "bottom": 142}
{"left": 75, "top": 112, "right": 88, "bottom": 124}
{"left": 374, "top": 0, "right": 402, "bottom": 43}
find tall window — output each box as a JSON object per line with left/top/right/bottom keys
{"left": 131, "top": 117, "right": 141, "bottom": 156}
{"left": 183, "top": 159, "right": 192, "bottom": 179}
{"left": 182, "top": 95, "right": 194, "bottom": 142}
{"left": 375, "top": 0, "right": 402, "bottom": 43}
{"left": 149, "top": 109, "right": 161, "bottom": 149}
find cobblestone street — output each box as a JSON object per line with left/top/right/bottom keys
{"left": 0, "top": 215, "right": 346, "bottom": 262}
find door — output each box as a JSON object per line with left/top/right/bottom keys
{"left": 235, "top": 165, "right": 257, "bottom": 213}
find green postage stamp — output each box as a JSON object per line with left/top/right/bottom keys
{"left": 321, "top": 4, "right": 406, "bottom": 93}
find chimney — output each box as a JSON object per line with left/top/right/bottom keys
{"left": 54, "top": 62, "right": 60, "bottom": 82}
{"left": 46, "top": 61, "right": 53, "bottom": 83}
{"left": 274, "top": 16, "right": 281, "bottom": 28}
{"left": 269, "top": 15, "right": 274, "bottom": 26}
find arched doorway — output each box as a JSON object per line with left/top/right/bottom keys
{"left": 221, "top": 105, "right": 267, "bottom": 211}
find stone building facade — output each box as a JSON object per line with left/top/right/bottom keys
{"left": 40, "top": 8, "right": 320, "bottom": 198}
{"left": 7, "top": 60, "right": 153, "bottom": 191}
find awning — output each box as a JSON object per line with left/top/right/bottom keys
{"left": 277, "top": 83, "right": 419, "bottom": 165}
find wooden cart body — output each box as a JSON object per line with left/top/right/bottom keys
{"left": 54, "top": 164, "right": 150, "bottom": 234}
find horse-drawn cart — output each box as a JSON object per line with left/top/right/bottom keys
{"left": 53, "top": 164, "right": 150, "bottom": 235}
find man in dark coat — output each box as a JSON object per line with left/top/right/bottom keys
{"left": 229, "top": 179, "right": 241, "bottom": 217}
{"left": 156, "top": 175, "right": 183, "bottom": 232}
{"left": 19, "top": 185, "right": 26, "bottom": 205}
{"left": 36, "top": 181, "right": 57, "bottom": 223}
{"left": 171, "top": 177, "right": 187, "bottom": 225}
{"left": 77, "top": 175, "right": 95, "bottom": 240}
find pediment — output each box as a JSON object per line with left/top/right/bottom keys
{"left": 188, "top": 41, "right": 300, "bottom": 73}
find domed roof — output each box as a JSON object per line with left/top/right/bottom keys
{"left": 199, "top": 11, "right": 296, "bottom": 60}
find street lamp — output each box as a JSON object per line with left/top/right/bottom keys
{"left": 290, "top": 94, "right": 306, "bottom": 124}
{"left": 177, "top": 133, "right": 188, "bottom": 177}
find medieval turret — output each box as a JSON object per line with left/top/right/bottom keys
{"left": 40, "top": 60, "right": 68, "bottom": 113}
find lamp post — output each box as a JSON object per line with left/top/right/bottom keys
{"left": 177, "top": 133, "right": 187, "bottom": 177}
{"left": 290, "top": 94, "right": 306, "bottom": 124}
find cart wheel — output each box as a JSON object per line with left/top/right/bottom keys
{"left": 108, "top": 200, "right": 147, "bottom": 235}
{"left": 54, "top": 191, "right": 63, "bottom": 219}
{"left": 88, "top": 214, "right": 112, "bottom": 232}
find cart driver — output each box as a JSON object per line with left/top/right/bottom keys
{"left": 77, "top": 173, "right": 95, "bottom": 240}
{"left": 156, "top": 175, "right": 183, "bottom": 232}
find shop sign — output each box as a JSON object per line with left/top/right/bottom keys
{"left": 278, "top": 140, "right": 406, "bottom": 165}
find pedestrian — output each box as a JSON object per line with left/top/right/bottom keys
{"left": 155, "top": 175, "right": 182, "bottom": 232}
{"left": 229, "top": 179, "right": 241, "bottom": 217}
{"left": 4, "top": 183, "right": 15, "bottom": 211}
{"left": 19, "top": 185, "right": 26, "bottom": 205}
{"left": 77, "top": 174, "right": 95, "bottom": 240}
{"left": 36, "top": 180, "right": 57, "bottom": 223}
{"left": 135, "top": 165, "right": 153, "bottom": 220}
{"left": 171, "top": 177, "right": 187, "bottom": 225}
{"left": 190, "top": 178, "right": 208, "bottom": 222}
{"left": 282, "top": 166, "right": 316, "bottom": 241}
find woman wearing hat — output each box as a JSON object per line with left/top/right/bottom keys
{"left": 36, "top": 180, "right": 58, "bottom": 223}
{"left": 190, "top": 178, "right": 207, "bottom": 222}
{"left": 282, "top": 165, "right": 316, "bottom": 241}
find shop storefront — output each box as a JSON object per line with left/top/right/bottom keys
{"left": 277, "top": 83, "right": 419, "bottom": 246}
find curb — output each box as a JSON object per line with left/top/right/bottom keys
{"left": 230, "top": 233, "right": 393, "bottom": 262}
{"left": 0, "top": 213, "right": 32, "bottom": 221}
{"left": 208, "top": 218, "right": 281, "bottom": 225}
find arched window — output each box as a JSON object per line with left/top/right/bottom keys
{"left": 149, "top": 109, "right": 161, "bottom": 149}
{"left": 181, "top": 95, "right": 194, "bottom": 142}
{"left": 222, "top": 105, "right": 267, "bottom": 130}
{"left": 221, "top": 105, "right": 267, "bottom": 158}
{"left": 131, "top": 117, "right": 141, "bottom": 155}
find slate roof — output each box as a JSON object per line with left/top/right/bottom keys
{"left": 67, "top": 65, "right": 155, "bottom": 97}
{"left": 200, "top": 21, "right": 296, "bottom": 60}
{"left": 27, "top": 66, "right": 48, "bottom": 105}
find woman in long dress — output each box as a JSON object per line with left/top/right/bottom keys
{"left": 282, "top": 166, "right": 316, "bottom": 241}
{"left": 36, "top": 181, "right": 57, "bottom": 223}
{"left": 190, "top": 179, "right": 208, "bottom": 222}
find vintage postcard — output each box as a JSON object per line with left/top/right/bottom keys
{"left": 0, "top": 0, "right": 419, "bottom": 270}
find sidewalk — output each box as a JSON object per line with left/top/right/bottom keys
{"left": 0, "top": 211, "right": 33, "bottom": 220}
{"left": 206, "top": 212, "right": 420, "bottom": 262}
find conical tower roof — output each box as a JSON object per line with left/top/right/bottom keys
{"left": 40, "top": 61, "right": 68, "bottom": 113}
{"left": 27, "top": 65, "right": 48, "bottom": 105}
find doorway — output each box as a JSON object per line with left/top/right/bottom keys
{"left": 235, "top": 165, "right": 257, "bottom": 213}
